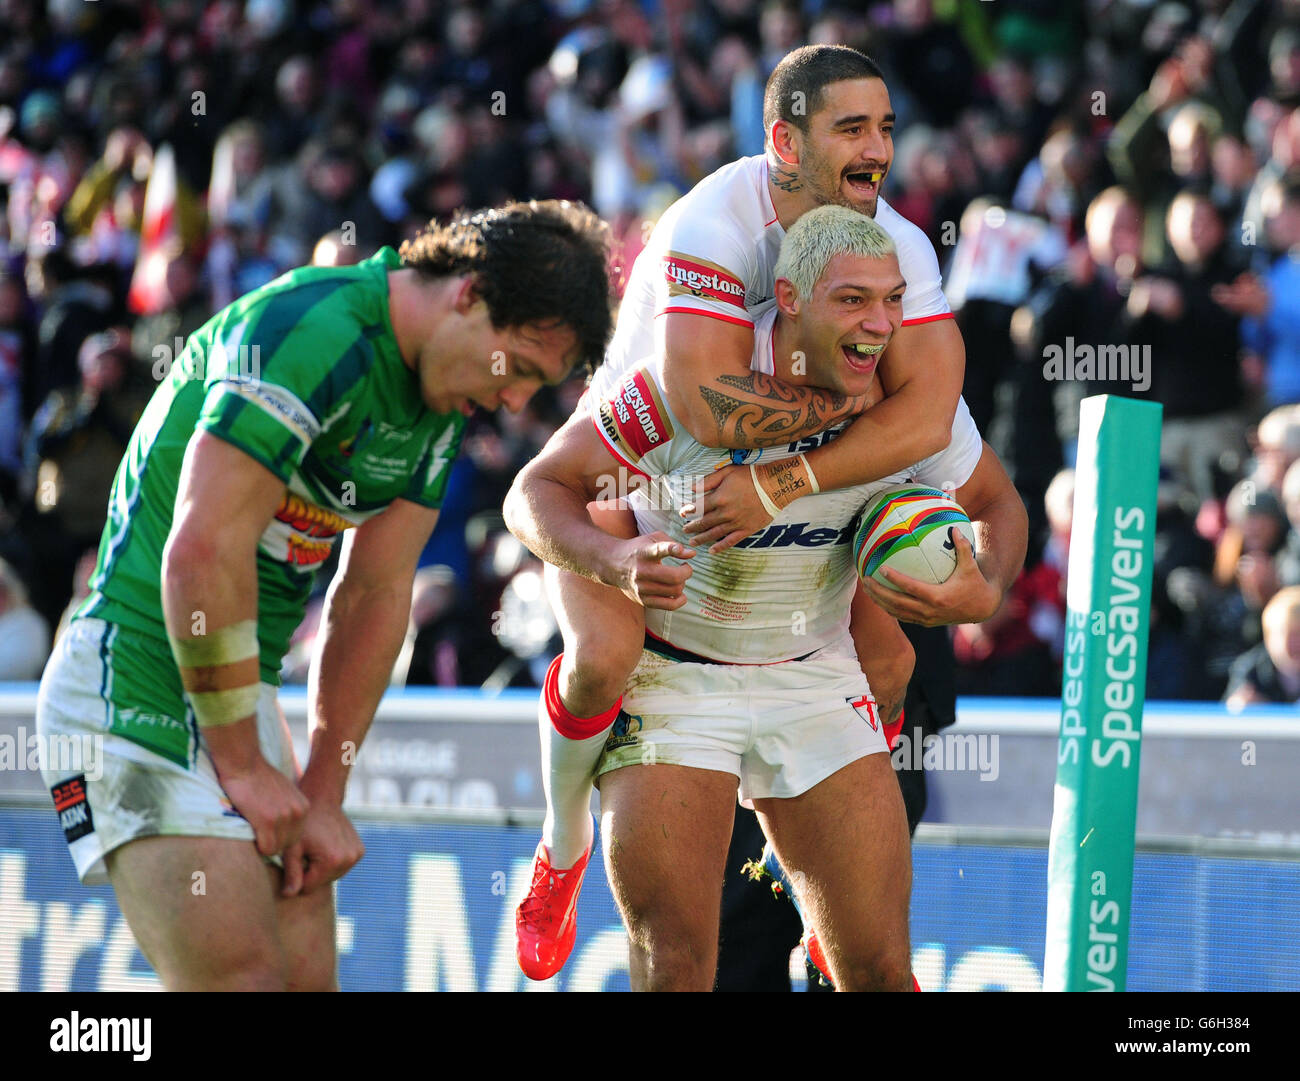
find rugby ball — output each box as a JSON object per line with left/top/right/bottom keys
{"left": 853, "top": 484, "right": 975, "bottom": 591}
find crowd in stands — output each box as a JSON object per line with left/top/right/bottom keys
{"left": 1, "top": 0, "right": 1299, "bottom": 704}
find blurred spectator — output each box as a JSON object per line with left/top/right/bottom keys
{"left": 1277, "top": 457, "right": 1300, "bottom": 586}
{"left": 262, "top": 56, "right": 325, "bottom": 160}
{"left": 26, "top": 327, "right": 147, "bottom": 543}
{"left": 0, "top": 557, "right": 49, "bottom": 680}
{"left": 1151, "top": 466, "right": 1216, "bottom": 698}
{"left": 253, "top": 139, "right": 386, "bottom": 270}
{"left": 208, "top": 120, "right": 270, "bottom": 232}
{"left": 1215, "top": 174, "right": 1300, "bottom": 406}
{"left": 1179, "top": 480, "right": 1290, "bottom": 695}
{"left": 984, "top": 55, "right": 1055, "bottom": 169}
{"left": 889, "top": 0, "right": 976, "bottom": 129}
{"left": 1016, "top": 186, "right": 1145, "bottom": 463}
{"left": 953, "top": 468, "right": 1068, "bottom": 697}
{"left": 1225, "top": 585, "right": 1300, "bottom": 706}
{"left": 130, "top": 249, "right": 208, "bottom": 373}
{"left": 1013, "top": 125, "right": 1104, "bottom": 242}
{"left": 1127, "top": 191, "right": 1245, "bottom": 500}
{"left": 1210, "top": 132, "right": 1257, "bottom": 245}
{"left": 1109, "top": 37, "right": 1230, "bottom": 267}
{"left": 948, "top": 197, "right": 1067, "bottom": 531}
{"left": 1242, "top": 107, "right": 1300, "bottom": 246}
{"left": 25, "top": 250, "right": 116, "bottom": 408}
{"left": 62, "top": 127, "right": 152, "bottom": 270}
{"left": 1248, "top": 403, "right": 1300, "bottom": 493}
{"left": 0, "top": 269, "right": 32, "bottom": 494}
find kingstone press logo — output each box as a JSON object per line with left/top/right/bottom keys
{"left": 662, "top": 253, "right": 746, "bottom": 308}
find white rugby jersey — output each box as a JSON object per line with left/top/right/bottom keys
{"left": 588, "top": 306, "right": 983, "bottom": 664}
{"left": 603, "top": 154, "right": 953, "bottom": 382}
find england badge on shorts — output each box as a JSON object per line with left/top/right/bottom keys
{"left": 846, "top": 695, "right": 879, "bottom": 731}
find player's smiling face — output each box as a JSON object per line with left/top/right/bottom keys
{"left": 796, "top": 78, "right": 895, "bottom": 217}
{"left": 782, "top": 251, "right": 905, "bottom": 397}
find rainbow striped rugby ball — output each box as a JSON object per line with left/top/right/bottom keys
{"left": 854, "top": 484, "right": 975, "bottom": 591}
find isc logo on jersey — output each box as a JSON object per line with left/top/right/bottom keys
{"left": 663, "top": 252, "right": 746, "bottom": 309}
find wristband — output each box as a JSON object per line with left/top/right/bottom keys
{"left": 799, "top": 454, "right": 821, "bottom": 494}
{"left": 188, "top": 684, "right": 261, "bottom": 729}
{"left": 169, "top": 619, "right": 259, "bottom": 668}
{"left": 750, "top": 464, "right": 783, "bottom": 517}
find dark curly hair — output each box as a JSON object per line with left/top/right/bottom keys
{"left": 399, "top": 200, "right": 613, "bottom": 373}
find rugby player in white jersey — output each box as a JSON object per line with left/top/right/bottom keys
{"left": 505, "top": 207, "right": 1026, "bottom": 990}
{"left": 513, "top": 44, "right": 970, "bottom": 980}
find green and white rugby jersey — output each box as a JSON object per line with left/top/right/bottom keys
{"left": 76, "top": 248, "right": 464, "bottom": 764}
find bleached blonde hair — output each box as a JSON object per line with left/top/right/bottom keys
{"left": 773, "top": 204, "right": 898, "bottom": 300}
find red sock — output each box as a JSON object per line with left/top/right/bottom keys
{"left": 543, "top": 654, "right": 622, "bottom": 740}
{"left": 885, "top": 707, "right": 906, "bottom": 751}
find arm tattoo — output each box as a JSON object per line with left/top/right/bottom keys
{"left": 769, "top": 164, "right": 803, "bottom": 193}
{"left": 699, "top": 372, "right": 857, "bottom": 448}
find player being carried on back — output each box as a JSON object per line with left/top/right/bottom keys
{"left": 511, "top": 43, "right": 971, "bottom": 980}
{"left": 506, "top": 206, "right": 1027, "bottom": 989}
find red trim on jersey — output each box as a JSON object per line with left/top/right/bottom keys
{"left": 658, "top": 306, "right": 754, "bottom": 329}
{"left": 543, "top": 655, "right": 621, "bottom": 739}
{"left": 900, "top": 312, "right": 955, "bottom": 327}
{"left": 589, "top": 413, "right": 651, "bottom": 480}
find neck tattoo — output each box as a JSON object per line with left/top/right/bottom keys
{"left": 770, "top": 165, "right": 803, "bottom": 193}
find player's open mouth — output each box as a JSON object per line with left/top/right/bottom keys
{"left": 842, "top": 342, "right": 883, "bottom": 372}
{"left": 844, "top": 169, "right": 884, "bottom": 197}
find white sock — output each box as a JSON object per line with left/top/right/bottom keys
{"left": 537, "top": 656, "right": 618, "bottom": 868}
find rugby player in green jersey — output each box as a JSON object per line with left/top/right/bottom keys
{"left": 36, "top": 201, "right": 612, "bottom": 990}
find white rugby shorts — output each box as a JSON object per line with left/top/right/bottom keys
{"left": 595, "top": 633, "right": 888, "bottom": 805}
{"left": 37, "top": 617, "right": 296, "bottom": 885}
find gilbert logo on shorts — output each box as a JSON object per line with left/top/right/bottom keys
{"left": 847, "top": 696, "right": 879, "bottom": 732}
{"left": 663, "top": 253, "right": 746, "bottom": 308}
{"left": 51, "top": 774, "right": 94, "bottom": 842}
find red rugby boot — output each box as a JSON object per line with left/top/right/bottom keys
{"left": 516, "top": 841, "right": 592, "bottom": 981}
